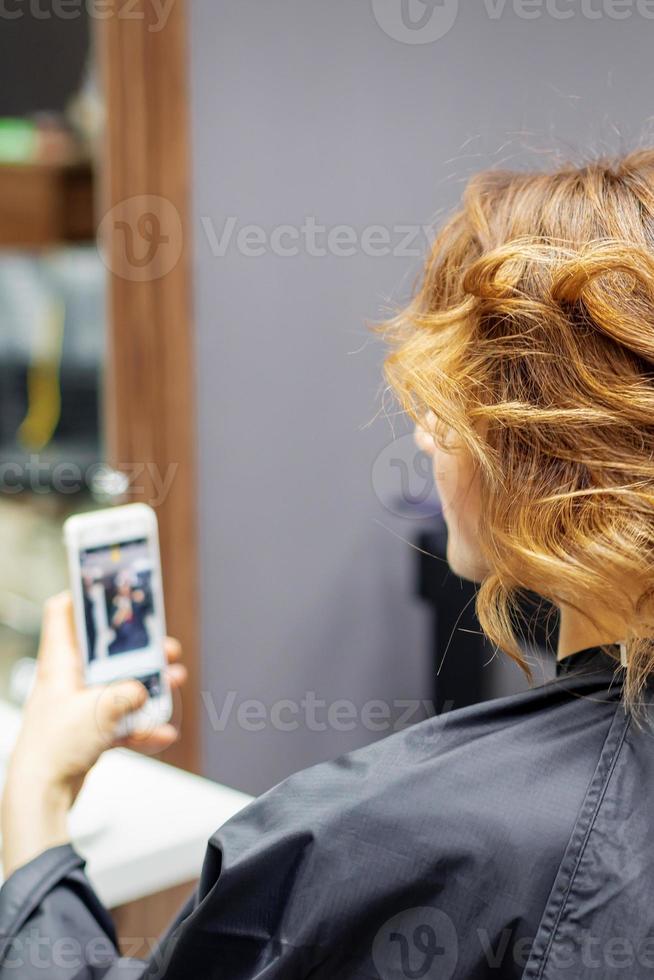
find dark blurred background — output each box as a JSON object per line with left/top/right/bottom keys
{"left": 0, "top": 13, "right": 89, "bottom": 116}
{"left": 0, "top": 4, "right": 105, "bottom": 692}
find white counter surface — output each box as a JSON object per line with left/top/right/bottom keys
{"left": 0, "top": 700, "right": 253, "bottom": 908}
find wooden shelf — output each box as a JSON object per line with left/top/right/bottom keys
{"left": 0, "top": 160, "right": 95, "bottom": 248}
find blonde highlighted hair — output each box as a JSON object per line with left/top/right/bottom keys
{"left": 383, "top": 149, "right": 654, "bottom": 708}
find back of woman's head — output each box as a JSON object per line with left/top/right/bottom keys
{"left": 383, "top": 149, "right": 654, "bottom": 708}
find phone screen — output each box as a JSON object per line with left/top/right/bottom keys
{"left": 79, "top": 536, "right": 164, "bottom": 694}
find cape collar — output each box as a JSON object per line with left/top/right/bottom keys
{"left": 555, "top": 643, "right": 623, "bottom": 678}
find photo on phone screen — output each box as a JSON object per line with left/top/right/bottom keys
{"left": 80, "top": 537, "right": 155, "bottom": 663}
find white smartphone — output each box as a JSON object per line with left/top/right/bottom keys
{"left": 63, "top": 502, "right": 172, "bottom": 734}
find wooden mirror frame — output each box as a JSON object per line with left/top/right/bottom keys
{"left": 98, "top": 0, "right": 199, "bottom": 773}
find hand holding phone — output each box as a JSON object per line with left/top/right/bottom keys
{"left": 63, "top": 503, "right": 173, "bottom": 735}
{"left": 1, "top": 592, "right": 184, "bottom": 879}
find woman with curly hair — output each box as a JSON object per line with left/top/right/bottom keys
{"left": 2, "top": 150, "right": 654, "bottom": 979}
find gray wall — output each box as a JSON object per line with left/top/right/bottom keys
{"left": 189, "top": 0, "right": 654, "bottom": 794}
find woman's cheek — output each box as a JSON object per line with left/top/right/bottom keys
{"left": 432, "top": 447, "right": 460, "bottom": 516}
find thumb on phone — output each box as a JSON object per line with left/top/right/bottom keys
{"left": 93, "top": 679, "right": 149, "bottom": 744}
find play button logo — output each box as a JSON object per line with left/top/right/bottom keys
{"left": 371, "top": 0, "right": 460, "bottom": 44}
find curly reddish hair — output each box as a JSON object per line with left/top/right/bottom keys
{"left": 383, "top": 150, "right": 654, "bottom": 708}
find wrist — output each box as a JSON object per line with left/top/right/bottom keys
{"left": 2, "top": 766, "right": 72, "bottom": 878}
{"left": 5, "top": 759, "right": 73, "bottom": 812}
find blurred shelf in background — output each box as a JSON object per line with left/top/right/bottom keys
{"left": 0, "top": 160, "right": 95, "bottom": 248}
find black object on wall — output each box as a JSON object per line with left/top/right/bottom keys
{"left": 0, "top": 9, "right": 90, "bottom": 117}
{"left": 416, "top": 520, "right": 558, "bottom": 714}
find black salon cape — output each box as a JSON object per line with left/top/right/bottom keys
{"left": 1, "top": 647, "right": 652, "bottom": 979}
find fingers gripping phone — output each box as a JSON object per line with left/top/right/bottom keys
{"left": 63, "top": 503, "right": 172, "bottom": 735}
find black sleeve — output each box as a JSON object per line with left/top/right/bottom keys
{"left": 0, "top": 732, "right": 440, "bottom": 979}
{"left": 0, "top": 751, "right": 374, "bottom": 979}
{"left": 0, "top": 844, "right": 189, "bottom": 979}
